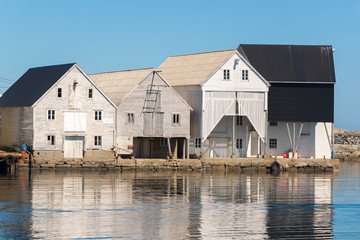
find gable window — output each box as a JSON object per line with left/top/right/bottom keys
{"left": 88, "top": 88, "right": 93, "bottom": 99}
{"left": 269, "top": 138, "right": 277, "bottom": 149}
{"left": 94, "top": 110, "right": 102, "bottom": 121}
{"left": 127, "top": 113, "right": 134, "bottom": 124}
{"left": 57, "top": 88, "right": 62, "bottom": 98}
{"left": 223, "top": 69, "right": 230, "bottom": 80}
{"left": 160, "top": 138, "right": 168, "bottom": 146}
{"left": 195, "top": 137, "right": 201, "bottom": 148}
{"left": 94, "top": 136, "right": 102, "bottom": 146}
{"left": 172, "top": 113, "right": 180, "bottom": 126}
{"left": 47, "top": 110, "right": 55, "bottom": 120}
{"left": 47, "top": 135, "right": 55, "bottom": 145}
{"left": 236, "top": 116, "right": 243, "bottom": 126}
{"left": 242, "top": 70, "right": 249, "bottom": 80}
{"left": 270, "top": 121, "right": 277, "bottom": 126}
{"left": 236, "top": 138, "right": 242, "bottom": 149}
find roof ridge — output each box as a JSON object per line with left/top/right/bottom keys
{"left": 29, "top": 63, "right": 76, "bottom": 70}
{"left": 89, "top": 67, "right": 154, "bottom": 75}
{"left": 168, "top": 49, "right": 236, "bottom": 58}
{"left": 240, "top": 44, "right": 333, "bottom": 47}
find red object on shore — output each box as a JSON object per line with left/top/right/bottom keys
{"left": 283, "top": 154, "right": 288, "bottom": 158}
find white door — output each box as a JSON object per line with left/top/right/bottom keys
{"left": 64, "top": 136, "right": 84, "bottom": 158}
{"left": 209, "top": 137, "right": 229, "bottom": 157}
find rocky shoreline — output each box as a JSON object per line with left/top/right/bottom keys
{"left": 334, "top": 128, "right": 360, "bottom": 161}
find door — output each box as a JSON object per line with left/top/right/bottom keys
{"left": 64, "top": 136, "right": 84, "bottom": 158}
{"left": 209, "top": 137, "right": 229, "bottom": 157}
{"left": 143, "top": 113, "right": 153, "bottom": 135}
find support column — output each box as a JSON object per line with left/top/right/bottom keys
{"left": 232, "top": 116, "right": 236, "bottom": 158}
{"left": 331, "top": 122, "right": 335, "bottom": 159}
{"left": 167, "top": 138, "right": 172, "bottom": 158}
{"left": 183, "top": 139, "right": 185, "bottom": 159}
{"left": 174, "top": 139, "right": 178, "bottom": 159}
{"left": 187, "top": 139, "right": 190, "bottom": 159}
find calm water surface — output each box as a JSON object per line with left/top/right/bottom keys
{"left": 0, "top": 163, "right": 360, "bottom": 239}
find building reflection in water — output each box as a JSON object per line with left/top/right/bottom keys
{"left": 25, "top": 170, "right": 336, "bottom": 239}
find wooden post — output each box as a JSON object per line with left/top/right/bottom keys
{"left": 183, "top": 139, "right": 185, "bottom": 159}
{"left": 167, "top": 138, "right": 172, "bottom": 158}
{"left": 174, "top": 139, "right": 178, "bottom": 159}
{"left": 187, "top": 139, "right": 190, "bottom": 159}
{"left": 232, "top": 116, "right": 235, "bottom": 158}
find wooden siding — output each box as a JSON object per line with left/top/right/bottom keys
{"left": 33, "top": 66, "right": 116, "bottom": 152}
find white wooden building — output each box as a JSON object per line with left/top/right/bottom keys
{"left": 89, "top": 68, "right": 192, "bottom": 159}
{"left": 157, "top": 50, "right": 270, "bottom": 158}
{"left": 0, "top": 63, "right": 116, "bottom": 161}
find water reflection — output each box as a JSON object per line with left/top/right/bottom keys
{"left": 0, "top": 168, "right": 343, "bottom": 239}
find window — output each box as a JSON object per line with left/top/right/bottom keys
{"left": 242, "top": 70, "right": 248, "bottom": 80}
{"left": 88, "top": 88, "right": 93, "bottom": 99}
{"left": 269, "top": 121, "right": 277, "bottom": 126}
{"left": 57, "top": 88, "right": 62, "bottom": 98}
{"left": 94, "top": 110, "right": 102, "bottom": 121}
{"left": 236, "top": 138, "right": 242, "bottom": 149}
{"left": 47, "top": 135, "right": 55, "bottom": 145}
{"left": 160, "top": 138, "right": 168, "bottom": 146}
{"left": 195, "top": 137, "right": 201, "bottom": 148}
{"left": 127, "top": 113, "right": 134, "bottom": 124}
{"left": 236, "top": 116, "right": 243, "bottom": 126}
{"left": 172, "top": 113, "right": 180, "bottom": 125}
{"left": 47, "top": 110, "right": 55, "bottom": 120}
{"left": 94, "top": 136, "right": 102, "bottom": 146}
{"left": 269, "top": 138, "right": 277, "bottom": 149}
{"left": 223, "top": 69, "right": 230, "bottom": 80}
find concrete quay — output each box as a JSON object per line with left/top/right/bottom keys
{"left": 18, "top": 157, "right": 340, "bottom": 173}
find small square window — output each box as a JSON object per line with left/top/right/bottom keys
{"left": 47, "top": 135, "right": 55, "bottom": 145}
{"left": 47, "top": 110, "right": 55, "bottom": 120}
{"left": 242, "top": 70, "right": 248, "bottom": 80}
{"left": 160, "top": 138, "right": 168, "bottom": 146}
{"left": 236, "top": 138, "right": 242, "bottom": 149}
{"left": 57, "top": 88, "right": 62, "bottom": 98}
{"left": 127, "top": 113, "right": 134, "bottom": 124}
{"left": 88, "top": 89, "right": 93, "bottom": 99}
{"left": 223, "top": 69, "right": 230, "bottom": 80}
{"left": 236, "top": 116, "right": 243, "bottom": 126}
{"left": 269, "top": 138, "right": 277, "bottom": 149}
{"left": 172, "top": 113, "right": 180, "bottom": 125}
{"left": 94, "top": 136, "right": 102, "bottom": 146}
{"left": 195, "top": 137, "right": 201, "bottom": 148}
{"left": 94, "top": 110, "right": 102, "bottom": 121}
{"left": 270, "top": 121, "right": 277, "bottom": 126}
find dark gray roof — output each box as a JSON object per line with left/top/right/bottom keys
{"left": 237, "top": 44, "right": 336, "bottom": 83}
{"left": 0, "top": 63, "right": 75, "bottom": 107}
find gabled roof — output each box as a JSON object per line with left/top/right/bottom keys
{"left": 238, "top": 44, "right": 336, "bottom": 83}
{"left": 0, "top": 63, "right": 75, "bottom": 107}
{"left": 89, "top": 68, "right": 154, "bottom": 105}
{"left": 157, "top": 49, "right": 236, "bottom": 86}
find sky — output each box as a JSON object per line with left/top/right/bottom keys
{"left": 0, "top": 0, "right": 359, "bottom": 130}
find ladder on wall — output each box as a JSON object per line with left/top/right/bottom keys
{"left": 141, "top": 72, "right": 160, "bottom": 115}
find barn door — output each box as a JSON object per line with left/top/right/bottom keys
{"left": 154, "top": 113, "right": 164, "bottom": 136}
{"left": 143, "top": 113, "right": 153, "bottom": 135}
{"left": 64, "top": 136, "right": 84, "bottom": 158}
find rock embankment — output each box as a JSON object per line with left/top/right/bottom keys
{"left": 334, "top": 128, "right": 360, "bottom": 161}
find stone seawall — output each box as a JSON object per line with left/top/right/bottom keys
{"left": 18, "top": 157, "right": 339, "bottom": 173}
{"left": 334, "top": 128, "right": 360, "bottom": 161}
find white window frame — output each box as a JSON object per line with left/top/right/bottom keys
{"left": 160, "top": 138, "right": 168, "bottom": 146}
{"left": 88, "top": 88, "right": 93, "bottom": 99}
{"left": 126, "top": 112, "right": 135, "bottom": 124}
{"left": 47, "top": 135, "right": 55, "bottom": 145}
{"left": 94, "top": 136, "right": 102, "bottom": 146}
{"left": 194, "top": 137, "right": 201, "bottom": 148}
{"left": 269, "top": 121, "right": 278, "bottom": 126}
{"left": 242, "top": 70, "right": 249, "bottom": 80}
{"left": 172, "top": 113, "right": 180, "bottom": 126}
{"left": 94, "top": 110, "right": 103, "bottom": 121}
{"left": 57, "top": 88, "right": 62, "bottom": 98}
{"left": 236, "top": 116, "right": 243, "bottom": 126}
{"left": 269, "top": 138, "right": 277, "bottom": 149}
{"left": 236, "top": 138, "right": 242, "bottom": 149}
{"left": 47, "top": 110, "right": 56, "bottom": 120}
{"left": 223, "top": 69, "right": 230, "bottom": 80}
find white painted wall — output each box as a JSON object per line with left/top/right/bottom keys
{"left": 33, "top": 66, "right": 116, "bottom": 152}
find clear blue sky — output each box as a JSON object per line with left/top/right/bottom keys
{"left": 0, "top": 0, "right": 359, "bottom": 130}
